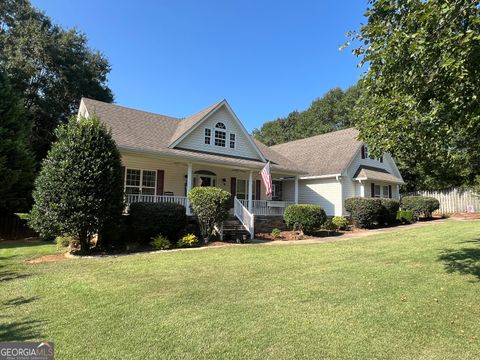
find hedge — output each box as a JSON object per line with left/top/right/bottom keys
{"left": 283, "top": 204, "right": 326, "bottom": 234}
{"left": 396, "top": 210, "right": 415, "bottom": 224}
{"left": 400, "top": 196, "right": 440, "bottom": 218}
{"left": 379, "top": 198, "right": 400, "bottom": 225}
{"left": 345, "top": 197, "right": 383, "bottom": 228}
{"left": 129, "top": 202, "right": 187, "bottom": 244}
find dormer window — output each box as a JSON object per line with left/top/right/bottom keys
{"left": 204, "top": 128, "right": 211, "bottom": 144}
{"left": 214, "top": 122, "right": 227, "bottom": 147}
{"left": 229, "top": 133, "right": 236, "bottom": 149}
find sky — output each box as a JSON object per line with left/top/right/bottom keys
{"left": 31, "top": 0, "right": 368, "bottom": 132}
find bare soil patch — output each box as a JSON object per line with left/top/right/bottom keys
{"left": 28, "top": 254, "right": 68, "bottom": 264}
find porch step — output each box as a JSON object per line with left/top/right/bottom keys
{"left": 222, "top": 217, "right": 250, "bottom": 242}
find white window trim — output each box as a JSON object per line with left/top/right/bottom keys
{"left": 214, "top": 128, "right": 227, "bottom": 147}
{"left": 236, "top": 178, "right": 256, "bottom": 200}
{"left": 229, "top": 132, "right": 236, "bottom": 149}
{"left": 125, "top": 168, "right": 157, "bottom": 196}
{"left": 204, "top": 128, "right": 211, "bottom": 145}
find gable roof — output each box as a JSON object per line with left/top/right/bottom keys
{"left": 353, "top": 165, "right": 405, "bottom": 184}
{"left": 270, "top": 128, "right": 362, "bottom": 177}
{"left": 80, "top": 98, "right": 303, "bottom": 174}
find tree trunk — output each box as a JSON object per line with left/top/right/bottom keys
{"left": 79, "top": 232, "right": 90, "bottom": 255}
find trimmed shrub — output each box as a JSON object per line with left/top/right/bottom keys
{"left": 129, "top": 202, "right": 186, "bottom": 244}
{"left": 379, "top": 199, "right": 400, "bottom": 225}
{"left": 323, "top": 219, "right": 338, "bottom": 232}
{"left": 188, "top": 187, "right": 231, "bottom": 242}
{"left": 401, "top": 196, "right": 440, "bottom": 218}
{"left": 283, "top": 204, "right": 327, "bottom": 234}
{"left": 150, "top": 234, "right": 171, "bottom": 250}
{"left": 29, "top": 116, "right": 124, "bottom": 254}
{"left": 271, "top": 228, "right": 282, "bottom": 239}
{"left": 332, "top": 216, "right": 349, "bottom": 230}
{"left": 55, "top": 235, "right": 73, "bottom": 250}
{"left": 345, "top": 197, "right": 383, "bottom": 228}
{"left": 396, "top": 210, "right": 415, "bottom": 224}
{"left": 178, "top": 233, "right": 198, "bottom": 248}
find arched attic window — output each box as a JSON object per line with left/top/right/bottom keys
{"left": 215, "top": 122, "right": 226, "bottom": 129}
{"left": 214, "top": 122, "right": 227, "bottom": 147}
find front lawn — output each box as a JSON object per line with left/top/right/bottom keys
{"left": 1, "top": 221, "right": 479, "bottom": 359}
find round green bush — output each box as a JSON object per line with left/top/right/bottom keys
{"left": 271, "top": 228, "right": 282, "bottom": 239}
{"left": 177, "top": 233, "right": 198, "bottom": 248}
{"left": 283, "top": 204, "right": 326, "bottom": 234}
{"left": 396, "top": 210, "right": 415, "bottom": 224}
{"left": 188, "top": 187, "right": 231, "bottom": 242}
{"left": 401, "top": 196, "right": 440, "bottom": 218}
{"left": 345, "top": 197, "right": 383, "bottom": 228}
{"left": 332, "top": 216, "right": 349, "bottom": 230}
{"left": 129, "top": 202, "right": 186, "bottom": 244}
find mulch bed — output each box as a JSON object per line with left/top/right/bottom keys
{"left": 28, "top": 254, "right": 68, "bottom": 264}
{"left": 449, "top": 212, "right": 480, "bottom": 220}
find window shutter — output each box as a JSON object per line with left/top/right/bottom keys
{"left": 380, "top": 155, "right": 383, "bottom": 163}
{"left": 361, "top": 145, "right": 365, "bottom": 159}
{"left": 156, "top": 170, "right": 164, "bottom": 195}
{"left": 230, "top": 177, "right": 236, "bottom": 196}
{"left": 389, "top": 185, "right": 392, "bottom": 198}
{"left": 256, "top": 180, "right": 261, "bottom": 200}
{"left": 371, "top": 183, "right": 375, "bottom": 198}
{"left": 121, "top": 166, "right": 126, "bottom": 189}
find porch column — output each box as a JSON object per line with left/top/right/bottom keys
{"left": 186, "top": 163, "right": 193, "bottom": 215}
{"left": 248, "top": 170, "right": 253, "bottom": 212}
{"left": 294, "top": 175, "right": 299, "bottom": 204}
{"left": 359, "top": 181, "right": 365, "bottom": 197}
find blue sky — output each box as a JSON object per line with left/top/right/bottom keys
{"left": 32, "top": 0, "right": 367, "bottom": 131}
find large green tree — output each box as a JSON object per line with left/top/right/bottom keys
{"left": 0, "top": 70, "right": 34, "bottom": 215}
{"left": 30, "top": 116, "right": 124, "bottom": 254}
{"left": 253, "top": 85, "right": 360, "bottom": 145}
{"left": 350, "top": 0, "right": 480, "bottom": 190}
{"left": 0, "top": 0, "right": 113, "bottom": 162}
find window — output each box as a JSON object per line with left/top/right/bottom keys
{"left": 229, "top": 133, "right": 236, "bottom": 149}
{"left": 236, "top": 179, "right": 256, "bottom": 200}
{"left": 373, "top": 184, "right": 381, "bottom": 198}
{"left": 125, "top": 169, "right": 156, "bottom": 195}
{"left": 204, "top": 128, "right": 211, "bottom": 145}
{"left": 215, "top": 122, "right": 226, "bottom": 129}
{"left": 382, "top": 185, "right": 389, "bottom": 198}
{"left": 214, "top": 130, "right": 226, "bottom": 147}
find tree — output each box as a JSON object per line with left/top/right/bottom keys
{"left": 187, "top": 187, "right": 231, "bottom": 242}
{"left": 349, "top": 0, "right": 480, "bottom": 191}
{"left": 30, "top": 116, "right": 124, "bottom": 254}
{"left": 0, "top": 0, "right": 113, "bottom": 162}
{"left": 253, "top": 85, "right": 361, "bottom": 145}
{"left": 0, "top": 70, "right": 34, "bottom": 215}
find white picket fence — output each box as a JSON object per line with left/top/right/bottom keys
{"left": 408, "top": 188, "right": 480, "bottom": 214}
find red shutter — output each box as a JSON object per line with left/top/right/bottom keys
{"left": 361, "top": 145, "right": 365, "bottom": 159}
{"left": 371, "top": 183, "right": 375, "bottom": 198}
{"left": 230, "top": 177, "right": 236, "bottom": 196}
{"left": 389, "top": 185, "right": 392, "bottom": 198}
{"left": 156, "top": 170, "right": 164, "bottom": 195}
{"left": 256, "top": 180, "right": 261, "bottom": 200}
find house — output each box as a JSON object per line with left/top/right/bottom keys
{"left": 78, "top": 98, "right": 404, "bottom": 237}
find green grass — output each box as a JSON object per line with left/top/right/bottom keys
{"left": 1, "top": 221, "right": 479, "bottom": 359}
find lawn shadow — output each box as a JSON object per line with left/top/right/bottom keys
{"left": 0, "top": 319, "right": 45, "bottom": 342}
{"left": 0, "top": 270, "right": 31, "bottom": 283}
{"left": 0, "top": 240, "right": 51, "bottom": 250}
{"left": 2, "top": 296, "right": 39, "bottom": 307}
{"left": 438, "top": 238, "right": 480, "bottom": 281}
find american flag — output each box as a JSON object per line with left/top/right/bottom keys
{"left": 260, "top": 161, "right": 272, "bottom": 197}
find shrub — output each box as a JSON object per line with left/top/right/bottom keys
{"left": 345, "top": 197, "right": 383, "bottom": 228}
{"left": 55, "top": 235, "right": 73, "bottom": 250}
{"left": 324, "top": 219, "right": 338, "bottom": 232}
{"left": 178, "top": 233, "right": 198, "bottom": 248}
{"left": 396, "top": 210, "right": 415, "bottom": 224}
{"left": 401, "top": 196, "right": 440, "bottom": 218}
{"left": 332, "top": 216, "right": 349, "bottom": 230}
{"left": 129, "top": 202, "right": 186, "bottom": 244}
{"left": 283, "top": 204, "right": 327, "bottom": 234}
{"left": 150, "top": 234, "right": 171, "bottom": 250}
{"left": 379, "top": 199, "right": 400, "bottom": 225}
{"left": 29, "top": 116, "right": 124, "bottom": 254}
{"left": 271, "top": 228, "right": 282, "bottom": 239}
{"left": 188, "top": 187, "right": 231, "bottom": 242}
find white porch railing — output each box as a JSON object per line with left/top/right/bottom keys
{"left": 238, "top": 199, "right": 294, "bottom": 216}
{"left": 125, "top": 194, "right": 189, "bottom": 209}
{"left": 234, "top": 197, "right": 254, "bottom": 239}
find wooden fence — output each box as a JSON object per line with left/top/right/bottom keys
{"left": 0, "top": 216, "right": 37, "bottom": 240}
{"left": 408, "top": 188, "right": 480, "bottom": 214}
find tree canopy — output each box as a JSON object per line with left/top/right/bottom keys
{"left": 350, "top": 0, "right": 480, "bottom": 190}
{"left": 0, "top": 0, "right": 113, "bottom": 162}
{"left": 0, "top": 69, "right": 34, "bottom": 215}
{"left": 253, "top": 85, "right": 360, "bottom": 146}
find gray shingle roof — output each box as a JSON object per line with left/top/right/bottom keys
{"left": 81, "top": 98, "right": 304, "bottom": 174}
{"left": 353, "top": 165, "right": 405, "bottom": 184}
{"left": 270, "top": 128, "right": 363, "bottom": 177}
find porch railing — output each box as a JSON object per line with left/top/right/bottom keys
{"left": 234, "top": 197, "right": 254, "bottom": 239}
{"left": 125, "top": 194, "right": 189, "bottom": 209}
{"left": 238, "top": 199, "right": 294, "bottom": 216}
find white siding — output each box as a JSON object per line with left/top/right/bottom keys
{"left": 176, "top": 106, "right": 262, "bottom": 160}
